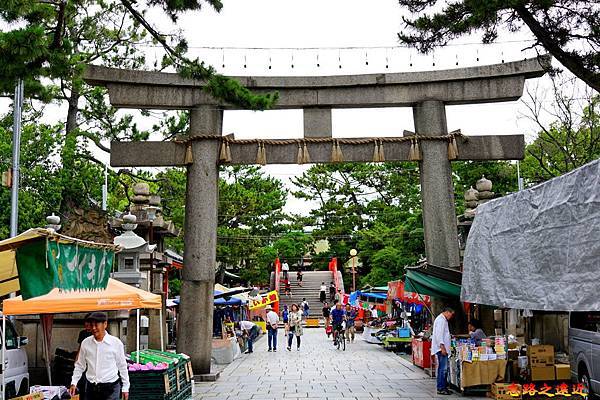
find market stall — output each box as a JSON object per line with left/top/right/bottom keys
{"left": 0, "top": 229, "right": 191, "bottom": 399}
{"left": 2, "top": 279, "right": 193, "bottom": 400}
{"left": 448, "top": 336, "right": 509, "bottom": 394}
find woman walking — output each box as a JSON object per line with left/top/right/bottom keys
{"left": 287, "top": 304, "right": 304, "bottom": 351}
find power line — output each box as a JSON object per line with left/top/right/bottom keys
{"left": 137, "top": 39, "right": 536, "bottom": 51}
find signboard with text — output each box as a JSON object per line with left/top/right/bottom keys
{"left": 249, "top": 290, "right": 279, "bottom": 310}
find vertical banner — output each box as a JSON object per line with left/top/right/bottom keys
{"left": 273, "top": 258, "right": 281, "bottom": 313}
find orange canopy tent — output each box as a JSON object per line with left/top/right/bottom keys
{"left": 3, "top": 278, "right": 161, "bottom": 316}
{"left": 1, "top": 279, "right": 162, "bottom": 394}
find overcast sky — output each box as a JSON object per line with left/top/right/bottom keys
{"left": 153, "top": 0, "right": 554, "bottom": 215}
{"left": 3, "top": 0, "right": 568, "bottom": 216}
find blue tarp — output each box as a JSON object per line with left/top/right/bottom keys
{"left": 352, "top": 290, "right": 387, "bottom": 301}
{"left": 172, "top": 290, "right": 246, "bottom": 306}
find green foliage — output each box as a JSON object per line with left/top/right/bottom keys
{"left": 397, "top": 0, "right": 600, "bottom": 92}
{"left": 521, "top": 94, "right": 600, "bottom": 183}
{"left": 168, "top": 278, "right": 182, "bottom": 297}
{"left": 155, "top": 166, "right": 291, "bottom": 285}
{"left": 292, "top": 162, "right": 424, "bottom": 288}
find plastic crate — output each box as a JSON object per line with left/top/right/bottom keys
{"left": 129, "top": 364, "right": 178, "bottom": 400}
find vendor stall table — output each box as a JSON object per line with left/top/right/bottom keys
{"left": 382, "top": 337, "right": 411, "bottom": 351}
{"left": 362, "top": 326, "right": 383, "bottom": 344}
{"left": 448, "top": 355, "right": 507, "bottom": 393}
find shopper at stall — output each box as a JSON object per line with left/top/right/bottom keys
{"left": 265, "top": 305, "right": 279, "bottom": 352}
{"left": 371, "top": 305, "right": 379, "bottom": 319}
{"left": 468, "top": 319, "right": 486, "bottom": 345}
{"left": 432, "top": 307, "right": 455, "bottom": 396}
{"left": 69, "top": 312, "right": 130, "bottom": 400}
{"left": 77, "top": 313, "right": 93, "bottom": 348}
{"left": 345, "top": 304, "right": 357, "bottom": 343}
{"left": 237, "top": 320, "right": 260, "bottom": 354}
{"left": 287, "top": 304, "right": 304, "bottom": 351}
{"left": 319, "top": 282, "right": 327, "bottom": 303}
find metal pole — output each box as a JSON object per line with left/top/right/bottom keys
{"left": 352, "top": 257, "right": 356, "bottom": 292}
{"left": 10, "top": 79, "right": 24, "bottom": 237}
{"left": 517, "top": 160, "right": 524, "bottom": 191}
{"left": 136, "top": 309, "right": 140, "bottom": 363}
{"left": 159, "top": 308, "right": 164, "bottom": 351}
{"left": 2, "top": 315, "right": 6, "bottom": 398}
{"left": 102, "top": 164, "right": 108, "bottom": 211}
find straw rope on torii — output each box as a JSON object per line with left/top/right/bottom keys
{"left": 178, "top": 129, "right": 464, "bottom": 165}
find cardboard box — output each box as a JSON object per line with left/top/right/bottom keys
{"left": 491, "top": 383, "right": 522, "bottom": 400}
{"left": 555, "top": 364, "right": 571, "bottom": 380}
{"left": 528, "top": 345, "right": 554, "bottom": 366}
{"left": 531, "top": 366, "right": 555, "bottom": 381}
{"left": 528, "top": 345, "right": 554, "bottom": 358}
{"left": 9, "top": 394, "right": 44, "bottom": 400}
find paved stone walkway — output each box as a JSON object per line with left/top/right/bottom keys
{"left": 193, "top": 329, "right": 480, "bottom": 399}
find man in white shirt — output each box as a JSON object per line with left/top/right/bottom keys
{"left": 431, "top": 307, "right": 455, "bottom": 395}
{"left": 69, "top": 312, "right": 129, "bottom": 400}
{"left": 265, "top": 305, "right": 279, "bottom": 352}
{"left": 238, "top": 320, "right": 260, "bottom": 354}
{"left": 281, "top": 260, "right": 289, "bottom": 281}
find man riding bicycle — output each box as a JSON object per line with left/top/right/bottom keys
{"left": 330, "top": 303, "right": 346, "bottom": 345}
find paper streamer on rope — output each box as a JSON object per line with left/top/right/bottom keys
{"left": 184, "top": 143, "right": 193, "bottom": 164}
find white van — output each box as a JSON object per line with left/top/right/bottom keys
{"left": 1, "top": 318, "right": 29, "bottom": 399}
{"left": 570, "top": 311, "right": 600, "bottom": 397}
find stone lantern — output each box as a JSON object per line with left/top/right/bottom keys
{"left": 113, "top": 213, "right": 156, "bottom": 288}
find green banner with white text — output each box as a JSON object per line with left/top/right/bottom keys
{"left": 16, "top": 240, "right": 114, "bottom": 300}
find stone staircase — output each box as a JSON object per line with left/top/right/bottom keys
{"left": 277, "top": 271, "right": 333, "bottom": 317}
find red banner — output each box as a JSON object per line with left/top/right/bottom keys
{"left": 387, "top": 280, "right": 431, "bottom": 306}
{"left": 273, "top": 258, "right": 281, "bottom": 313}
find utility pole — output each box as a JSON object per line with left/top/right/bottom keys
{"left": 10, "top": 79, "right": 24, "bottom": 237}
{"left": 517, "top": 160, "right": 524, "bottom": 191}
{"left": 102, "top": 164, "right": 108, "bottom": 211}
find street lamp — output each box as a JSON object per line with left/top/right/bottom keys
{"left": 349, "top": 248, "right": 358, "bottom": 292}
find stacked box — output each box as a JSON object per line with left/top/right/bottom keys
{"left": 528, "top": 345, "right": 554, "bottom": 367}
{"left": 555, "top": 364, "right": 571, "bottom": 380}
{"left": 531, "top": 366, "right": 555, "bottom": 381}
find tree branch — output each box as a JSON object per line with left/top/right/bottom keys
{"left": 514, "top": 4, "right": 600, "bottom": 92}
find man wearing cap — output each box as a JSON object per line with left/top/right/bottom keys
{"left": 70, "top": 312, "right": 130, "bottom": 400}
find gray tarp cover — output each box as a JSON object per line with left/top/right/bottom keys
{"left": 462, "top": 158, "right": 600, "bottom": 311}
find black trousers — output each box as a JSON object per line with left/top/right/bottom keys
{"left": 83, "top": 380, "right": 121, "bottom": 400}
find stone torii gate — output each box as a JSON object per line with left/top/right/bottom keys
{"left": 84, "top": 56, "right": 547, "bottom": 375}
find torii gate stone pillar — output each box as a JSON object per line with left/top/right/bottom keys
{"left": 179, "top": 106, "right": 222, "bottom": 374}
{"left": 413, "top": 100, "right": 460, "bottom": 267}
{"left": 84, "top": 56, "right": 548, "bottom": 375}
